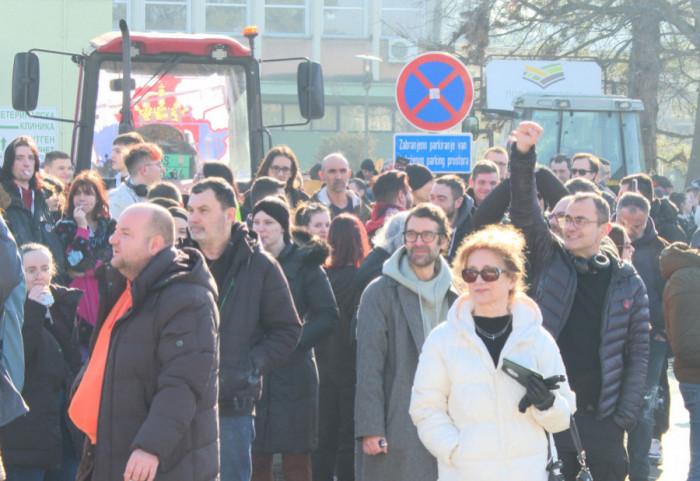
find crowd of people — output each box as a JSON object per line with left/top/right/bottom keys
{"left": 0, "top": 121, "right": 699, "bottom": 481}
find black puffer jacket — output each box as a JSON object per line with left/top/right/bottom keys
{"left": 0, "top": 285, "right": 82, "bottom": 470}
{"left": 0, "top": 179, "right": 66, "bottom": 282}
{"left": 509, "top": 145, "right": 650, "bottom": 431}
{"left": 202, "top": 223, "right": 302, "bottom": 416}
{"left": 253, "top": 229, "right": 339, "bottom": 453}
{"left": 76, "top": 247, "right": 219, "bottom": 481}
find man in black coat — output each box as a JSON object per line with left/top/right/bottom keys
{"left": 510, "top": 121, "right": 650, "bottom": 481}
{"left": 616, "top": 192, "right": 670, "bottom": 480}
{"left": 70, "top": 204, "right": 220, "bottom": 481}
{"left": 187, "top": 178, "right": 302, "bottom": 481}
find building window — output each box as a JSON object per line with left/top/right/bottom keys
{"left": 265, "top": 0, "right": 308, "bottom": 36}
{"left": 145, "top": 0, "right": 189, "bottom": 32}
{"left": 205, "top": 0, "right": 248, "bottom": 34}
{"left": 312, "top": 105, "right": 338, "bottom": 131}
{"left": 381, "top": 0, "right": 423, "bottom": 37}
{"left": 113, "top": 0, "right": 128, "bottom": 30}
{"left": 323, "top": 0, "right": 366, "bottom": 37}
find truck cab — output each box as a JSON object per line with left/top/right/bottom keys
{"left": 12, "top": 24, "right": 324, "bottom": 189}
{"left": 511, "top": 93, "right": 644, "bottom": 180}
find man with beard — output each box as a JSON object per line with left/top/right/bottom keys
{"left": 310, "top": 153, "right": 371, "bottom": 223}
{"left": 355, "top": 204, "right": 459, "bottom": 481}
{"left": 186, "top": 178, "right": 301, "bottom": 481}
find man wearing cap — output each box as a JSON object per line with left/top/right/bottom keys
{"left": 405, "top": 164, "right": 434, "bottom": 206}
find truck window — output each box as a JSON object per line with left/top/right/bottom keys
{"left": 92, "top": 60, "right": 251, "bottom": 188}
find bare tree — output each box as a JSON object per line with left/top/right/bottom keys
{"left": 436, "top": 0, "right": 698, "bottom": 179}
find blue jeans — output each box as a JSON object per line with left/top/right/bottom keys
{"left": 680, "top": 382, "right": 700, "bottom": 481}
{"left": 220, "top": 414, "right": 256, "bottom": 481}
{"left": 627, "top": 338, "right": 667, "bottom": 481}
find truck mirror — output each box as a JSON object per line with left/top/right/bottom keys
{"left": 110, "top": 78, "right": 136, "bottom": 92}
{"left": 462, "top": 116, "right": 479, "bottom": 136}
{"left": 297, "top": 61, "right": 324, "bottom": 120}
{"left": 12, "top": 52, "right": 40, "bottom": 112}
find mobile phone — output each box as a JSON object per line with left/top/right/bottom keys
{"left": 501, "top": 358, "right": 544, "bottom": 388}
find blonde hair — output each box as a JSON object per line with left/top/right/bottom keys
{"left": 452, "top": 224, "right": 527, "bottom": 298}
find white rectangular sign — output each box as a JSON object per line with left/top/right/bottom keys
{"left": 486, "top": 60, "right": 602, "bottom": 110}
{"left": 0, "top": 106, "right": 59, "bottom": 161}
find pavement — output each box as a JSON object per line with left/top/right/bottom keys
{"left": 648, "top": 363, "right": 690, "bottom": 481}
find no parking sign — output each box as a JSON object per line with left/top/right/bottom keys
{"left": 395, "top": 52, "right": 474, "bottom": 132}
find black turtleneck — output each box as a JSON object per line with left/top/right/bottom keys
{"left": 474, "top": 314, "right": 512, "bottom": 366}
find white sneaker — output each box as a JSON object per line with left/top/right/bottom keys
{"left": 649, "top": 438, "right": 663, "bottom": 465}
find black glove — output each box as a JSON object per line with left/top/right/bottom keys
{"left": 518, "top": 376, "right": 558, "bottom": 413}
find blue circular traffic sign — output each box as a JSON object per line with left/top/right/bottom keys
{"left": 396, "top": 52, "right": 474, "bottom": 132}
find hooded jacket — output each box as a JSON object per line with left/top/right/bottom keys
{"left": 660, "top": 243, "right": 700, "bottom": 383}
{"left": 0, "top": 285, "right": 82, "bottom": 470}
{"left": 253, "top": 229, "right": 339, "bottom": 453}
{"left": 202, "top": 222, "right": 301, "bottom": 416}
{"left": 75, "top": 247, "right": 220, "bottom": 481}
{"left": 446, "top": 194, "right": 474, "bottom": 263}
{"left": 383, "top": 247, "right": 454, "bottom": 336}
{"left": 410, "top": 294, "right": 575, "bottom": 481}
{"left": 509, "top": 145, "right": 650, "bottom": 431}
{"left": 310, "top": 186, "right": 372, "bottom": 223}
{"left": 354, "top": 248, "right": 459, "bottom": 481}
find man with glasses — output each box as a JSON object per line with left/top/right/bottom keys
{"left": 108, "top": 142, "right": 165, "bottom": 219}
{"left": 616, "top": 192, "right": 670, "bottom": 479}
{"left": 510, "top": 121, "right": 650, "bottom": 481}
{"left": 355, "top": 204, "right": 458, "bottom": 481}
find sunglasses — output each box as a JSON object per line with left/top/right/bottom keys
{"left": 571, "top": 168, "right": 593, "bottom": 175}
{"left": 461, "top": 267, "right": 508, "bottom": 283}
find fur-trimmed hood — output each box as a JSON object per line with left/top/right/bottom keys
{"left": 285, "top": 227, "right": 331, "bottom": 267}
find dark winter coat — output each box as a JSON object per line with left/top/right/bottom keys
{"left": 472, "top": 166, "right": 569, "bottom": 230}
{"left": 0, "top": 178, "right": 66, "bottom": 282}
{"left": 0, "top": 285, "right": 82, "bottom": 470}
{"left": 629, "top": 219, "right": 668, "bottom": 337}
{"left": 202, "top": 223, "right": 302, "bottom": 416}
{"left": 253, "top": 229, "right": 339, "bottom": 453}
{"left": 316, "top": 265, "right": 360, "bottom": 383}
{"left": 446, "top": 194, "right": 474, "bottom": 263}
{"left": 660, "top": 243, "right": 700, "bottom": 383}
{"left": 509, "top": 145, "right": 650, "bottom": 431}
{"left": 75, "top": 247, "right": 220, "bottom": 481}
{"left": 651, "top": 197, "right": 687, "bottom": 243}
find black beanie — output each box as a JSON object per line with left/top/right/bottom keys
{"left": 405, "top": 164, "right": 433, "bottom": 191}
{"left": 253, "top": 197, "right": 291, "bottom": 243}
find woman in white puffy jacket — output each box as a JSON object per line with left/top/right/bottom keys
{"left": 409, "top": 224, "right": 575, "bottom": 481}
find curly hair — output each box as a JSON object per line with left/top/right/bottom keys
{"left": 452, "top": 224, "right": 527, "bottom": 298}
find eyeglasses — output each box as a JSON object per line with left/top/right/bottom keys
{"left": 404, "top": 230, "right": 443, "bottom": 243}
{"left": 571, "top": 168, "right": 593, "bottom": 176}
{"left": 461, "top": 267, "right": 509, "bottom": 283}
{"left": 270, "top": 165, "right": 292, "bottom": 175}
{"left": 548, "top": 212, "right": 565, "bottom": 223}
{"left": 563, "top": 215, "right": 602, "bottom": 229}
